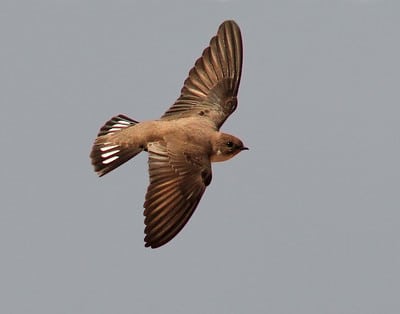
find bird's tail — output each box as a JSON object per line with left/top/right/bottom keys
{"left": 90, "top": 114, "right": 143, "bottom": 177}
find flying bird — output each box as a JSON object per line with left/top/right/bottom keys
{"left": 90, "top": 20, "right": 247, "bottom": 248}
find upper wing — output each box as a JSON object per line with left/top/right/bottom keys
{"left": 143, "top": 141, "right": 212, "bottom": 248}
{"left": 161, "top": 20, "right": 243, "bottom": 129}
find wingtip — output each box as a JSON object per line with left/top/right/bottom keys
{"left": 144, "top": 238, "right": 165, "bottom": 249}
{"left": 220, "top": 19, "right": 239, "bottom": 27}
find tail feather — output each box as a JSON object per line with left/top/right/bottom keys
{"left": 97, "top": 114, "right": 139, "bottom": 136}
{"left": 90, "top": 114, "right": 142, "bottom": 177}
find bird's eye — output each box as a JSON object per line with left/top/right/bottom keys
{"left": 226, "top": 141, "right": 234, "bottom": 148}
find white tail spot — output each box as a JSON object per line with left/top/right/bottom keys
{"left": 101, "top": 150, "right": 120, "bottom": 158}
{"left": 102, "top": 156, "right": 119, "bottom": 164}
{"left": 117, "top": 120, "right": 131, "bottom": 125}
{"left": 100, "top": 145, "right": 119, "bottom": 152}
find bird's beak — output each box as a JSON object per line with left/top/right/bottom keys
{"left": 241, "top": 146, "right": 249, "bottom": 151}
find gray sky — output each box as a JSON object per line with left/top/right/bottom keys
{"left": 1, "top": 1, "right": 399, "bottom": 313}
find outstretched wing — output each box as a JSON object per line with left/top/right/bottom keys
{"left": 161, "top": 20, "right": 243, "bottom": 129}
{"left": 143, "top": 141, "right": 212, "bottom": 248}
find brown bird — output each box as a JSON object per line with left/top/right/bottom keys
{"left": 90, "top": 20, "right": 247, "bottom": 248}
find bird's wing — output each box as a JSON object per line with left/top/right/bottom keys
{"left": 143, "top": 141, "right": 212, "bottom": 248}
{"left": 161, "top": 20, "right": 243, "bottom": 129}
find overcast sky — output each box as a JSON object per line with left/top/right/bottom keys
{"left": 1, "top": 1, "right": 399, "bottom": 313}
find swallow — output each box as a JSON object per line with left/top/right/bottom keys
{"left": 90, "top": 20, "right": 247, "bottom": 248}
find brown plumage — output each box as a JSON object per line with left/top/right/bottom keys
{"left": 90, "top": 20, "right": 247, "bottom": 248}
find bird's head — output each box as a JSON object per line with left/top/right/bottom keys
{"left": 211, "top": 133, "right": 248, "bottom": 162}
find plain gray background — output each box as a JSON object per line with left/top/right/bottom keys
{"left": 1, "top": 0, "right": 399, "bottom": 313}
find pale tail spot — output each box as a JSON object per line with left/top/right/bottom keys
{"left": 117, "top": 120, "right": 131, "bottom": 125}
{"left": 101, "top": 150, "right": 120, "bottom": 158}
{"left": 100, "top": 144, "right": 119, "bottom": 152}
{"left": 102, "top": 155, "right": 119, "bottom": 164}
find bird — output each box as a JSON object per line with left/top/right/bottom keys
{"left": 90, "top": 20, "right": 247, "bottom": 248}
